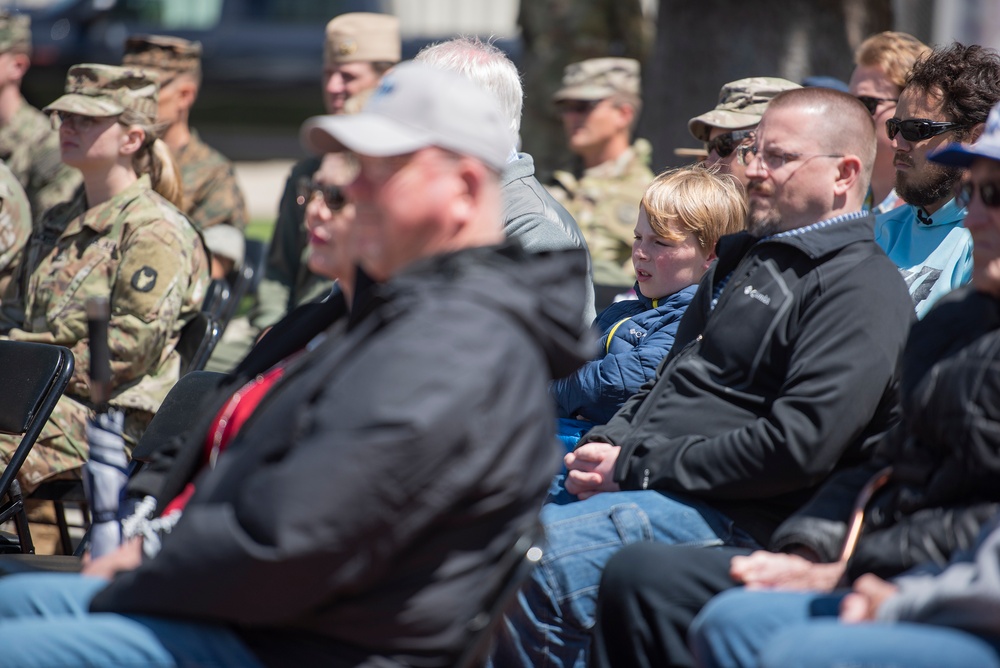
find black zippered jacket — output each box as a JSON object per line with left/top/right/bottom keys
{"left": 92, "top": 242, "right": 593, "bottom": 667}
{"left": 581, "top": 214, "right": 914, "bottom": 544}
{"left": 771, "top": 288, "right": 1000, "bottom": 580}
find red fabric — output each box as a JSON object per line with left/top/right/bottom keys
{"left": 161, "top": 364, "right": 288, "bottom": 516}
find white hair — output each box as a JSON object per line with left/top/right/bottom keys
{"left": 415, "top": 36, "right": 523, "bottom": 139}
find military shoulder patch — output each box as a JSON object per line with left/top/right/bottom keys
{"left": 131, "top": 266, "right": 158, "bottom": 292}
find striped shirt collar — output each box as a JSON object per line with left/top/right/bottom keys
{"left": 758, "top": 209, "right": 868, "bottom": 242}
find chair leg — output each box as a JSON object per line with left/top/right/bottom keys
{"left": 54, "top": 501, "right": 73, "bottom": 555}
{"left": 9, "top": 481, "right": 33, "bottom": 555}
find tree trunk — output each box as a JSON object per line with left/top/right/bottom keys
{"left": 641, "top": 0, "right": 892, "bottom": 171}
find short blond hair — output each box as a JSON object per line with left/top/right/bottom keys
{"left": 641, "top": 165, "right": 746, "bottom": 252}
{"left": 855, "top": 31, "right": 931, "bottom": 91}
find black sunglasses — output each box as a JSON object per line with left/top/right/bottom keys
{"left": 855, "top": 95, "right": 897, "bottom": 115}
{"left": 705, "top": 130, "right": 754, "bottom": 158}
{"left": 886, "top": 117, "right": 966, "bottom": 142}
{"left": 556, "top": 99, "right": 601, "bottom": 115}
{"left": 956, "top": 180, "right": 1000, "bottom": 209}
{"left": 296, "top": 177, "right": 348, "bottom": 210}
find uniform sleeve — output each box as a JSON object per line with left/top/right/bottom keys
{"left": 66, "top": 220, "right": 195, "bottom": 396}
{"left": 185, "top": 162, "right": 249, "bottom": 233}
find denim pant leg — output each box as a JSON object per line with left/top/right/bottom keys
{"left": 492, "top": 489, "right": 759, "bottom": 668}
{"left": 760, "top": 622, "right": 1000, "bottom": 668}
{"left": 0, "top": 572, "right": 264, "bottom": 668}
{"left": 689, "top": 588, "right": 844, "bottom": 668}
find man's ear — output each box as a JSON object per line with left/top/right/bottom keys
{"left": 616, "top": 102, "right": 636, "bottom": 132}
{"left": 9, "top": 53, "right": 29, "bottom": 81}
{"left": 175, "top": 78, "right": 199, "bottom": 112}
{"left": 833, "top": 154, "right": 863, "bottom": 197}
{"left": 966, "top": 122, "right": 986, "bottom": 144}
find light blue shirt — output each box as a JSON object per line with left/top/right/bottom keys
{"left": 874, "top": 197, "right": 972, "bottom": 318}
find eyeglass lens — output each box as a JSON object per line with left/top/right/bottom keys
{"left": 957, "top": 181, "right": 1000, "bottom": 209}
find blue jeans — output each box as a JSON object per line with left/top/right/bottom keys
{"left": 690, "top": 588, "right": 1000, "bottom": 668}
{"left": 491, "top": 487, "right": 759, "bottom": 668}
{"left": 0, "top": 572, "right": 264, "bottom": 667}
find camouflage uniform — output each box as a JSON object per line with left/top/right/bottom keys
{"left": 0, "top": 11, "right": 82, "bottom": 224}
{"left": 123, "top": 34, "right": 248, "bottom": 267}
{"left": 518, "top": 0, "right": 653, "bottom": 181}
{"left": 549, "top": 139, "right": 654, "bottom": 287}
{"left": 549, "top": 58, "right": 655, "bottom": 287}
{"left": 0, "top": 64, "right": 210, "bottom": 493}
{"left": 0, "top": 161, "right": 31, "bottom": 298}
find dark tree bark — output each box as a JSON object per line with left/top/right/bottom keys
{"left": 641, "top": 0, "right": 892, "bottom": 170}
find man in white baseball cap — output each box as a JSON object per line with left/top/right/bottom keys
{"left": 0, "top": 61, "right": 592, "bottom": 668}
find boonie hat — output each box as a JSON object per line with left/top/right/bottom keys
{"left": 688, "top": 77, "right": 800, "bottom": 142}
{"left": 324, "top": 12, "right": 400, "bottom": 66}
{"left": 0, "top": 11, "right": 30, "bottom": 54}
{"left": 929, "top": 102, "right": 1000, "bottom": 167}
{"left": 44, "top": 64, "right": 159, "bottom": 125}
{"left": 552, "top": 58, "right": 641, "bottom": 102}
{"left": 123, "top": 34, "right": 202, "bottom": 77}
{"left": 300, "top": 61, "right": 513, "bottom": 172}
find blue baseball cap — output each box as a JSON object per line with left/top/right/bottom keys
{"left": 929, "top": 102, "right": 1000, "bottom": 167}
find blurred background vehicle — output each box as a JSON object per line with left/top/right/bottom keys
{"left": 12, "top": 0, "right": 520, "bottom": 160}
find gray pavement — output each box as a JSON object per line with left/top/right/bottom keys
{"left": 233, "top": 160, "right": 297, "bottom": 221}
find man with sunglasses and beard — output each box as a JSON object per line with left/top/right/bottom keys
{"left": 493, "top": 86, "right": 914, "bottom": 668}
{"left": 687, "top": 77, "right": 801, "bottom": 188}
{"left": 873, "top": 42, "right": 1000, "bottom": 318}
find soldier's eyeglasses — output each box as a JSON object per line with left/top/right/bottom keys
{"left": 886, "top": 117, "right": 966, "bottom": 142}
{"left": 956, "top": 180, "right": 1000, "bottom": 209}
{"left": 50, "top": 111, "right": 107, "bottom": 132}
{"left": 296, "top": 178, "right": 348, "bottom": 210}
{"left": 556, "top": 99, "right": 602, "bottom": 115}
{"left": 855, "top": 95, "right": 897, "bottom": 115}
{"left": 705, "top": 130, "right": 754, "bottom": 158}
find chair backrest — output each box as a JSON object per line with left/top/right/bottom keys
{"left": 219, "top": 238, "right": 267, "bottom": 329}
{"left": 0, "top": 341, "right": 75, "bottom": 553}
{"left": 130, "top": 370, "right": 224, "bottom": 464}
{"left": 177, "top": 313, "right": 222, "bottom": 376}
{"left": 454, "top": 520, "right": 546, "bottom": 668}
{"left": 200, "top": 278, "right": 231, "bottom": 323}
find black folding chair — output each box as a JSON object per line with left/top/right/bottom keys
{"left": 26, "top": 370, "right": 225, "bottom": 558}
{"left": 199, "top": 278, "right": 232, "bottom": 324}
{"left": 178, "top": 312, "right": 222, "bottom": 376}
{"left": 454, "top": 520, "right": 546, "bottom": 668}
{"left": 0, "top": 341, "right": 75, "bottom": 555}
{"left": 219, "top": 238, "right": 267, "bottom": 331}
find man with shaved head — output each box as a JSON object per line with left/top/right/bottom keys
{"left": 493, "top": 86, "right": 915, "bottom": 668}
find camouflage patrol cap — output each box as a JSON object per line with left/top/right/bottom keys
{"left": 0, "top": 11, "right": 30, "bottom": 54}
{"left": 44, "top": 64, "right": 158, "bottom": 124}
{"left": 324, "top": 12, "right": 400, "bottom": 66}
{"left": 123, "top": 34, "right": 202, "bottom": 77}
{"left": 552, "top": 58, "right": 641, "bottom": 102}
{"left": 688, "top": 77, "right": 801, "bottom": 141}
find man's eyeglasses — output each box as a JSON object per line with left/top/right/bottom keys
{"left": 556, "top": 99, "right": 601, "bottom": 115}
{"left": 956, "top": 180, "right": 1000, "bottom": 209}
{"left": 855, "top": 95, "right": 897, "bottom": 115}
{"left": 296, "top": 177, "right": 348, "bottom": 210}
{"left": 705, "top": 130, "right": 754, "bottom": 158}
{"left": 736, "top": 144, "right": 843, "bottom": 170}
{"left": 885, "top": 117, "right": 966, "bottom": 142}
